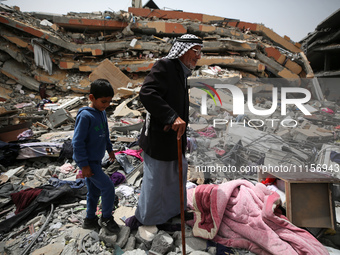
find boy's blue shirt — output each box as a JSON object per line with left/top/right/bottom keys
{"left": 72, "top": 106, "right": 113, "bottom": 168}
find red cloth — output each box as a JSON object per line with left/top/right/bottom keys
{"left": 10, "top": 188, "right": 43, "bottom": 214}
{"left": 261, "top": 177, "right": 276, "bottom": 186}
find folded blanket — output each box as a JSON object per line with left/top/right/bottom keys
{"left": 186, "top": 180, "right": 329, "bottom": 255}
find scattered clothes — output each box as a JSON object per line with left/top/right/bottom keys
{"left": 125, "top": 215, "right": 143, "bottom": 230}
{"left": 115, "top": 153, "right": 135, "bottom": 174}
{"left": 36, "top": 98, "right": 53, "bottom": 110}
{"left": 213, "top": 147, "right": 226, "bottom": 156}
{"left": 115, "top": 149, "right": 144, "bottom": 162}
{"left": 39, "top": 83, "right": 50, "bottom": 99}
{"left": 17, "top": 142, "right": 63, "bottom": 159}
{"left": 261, "top": 177, "right": 277, "bottom": 186}
{"left": 0, "top": 183, "right": 20, "bottom": 199}
{"left": 10, "top": 188, "right": 43, "bottom": 214}
{"left": 321, "top": 108, "right": 334, "bottom": 114}
{"left": 17, "top": 129, "right": 34, "bottom": 141}
{"left": 110, "top": 172, "right": 126, "bottom": 186}
{"left": 186, "top": 180, "right": 329, "bottom": 255}
{"left": 57, "top": 139, "right": 73, "bottom": 163}
{"left": 0, "top": 184, "right": 87, "bottom": 234}
{"left": 59, "top": 163, "right": 75, "bottom": 174}
{"left": 266, "top": 184, "right": 286, "bottom": 206}
{"left": 48, "top": 177, "right": 86, "bottom": 189}
{"left": 115, "top": 185, "right": 134, "bottom": 197}
{"left": 186, "top": 181, "right": 197, "bottom": 190}
{"left": 187, "top": 137, "right": 197, "bottom": 153}
{"left": 32, "top": 39, "right": 53, "bottom": 75}
{"left": 76, "top": 170, "right": 83, "bottom": 179}
{"left": 207, "top": 240, "right": 236, "bottom": 255}
{"left": 197, "top": 126, "right": 217, "bottom": 138}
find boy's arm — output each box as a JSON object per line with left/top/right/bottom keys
{"left": 72, "top": 114, "right": 90, "bottom": 168}
{"left": 108, "top": 150, "right": 116, "bottom": 162}
{"left": 104, "top": 111, "right": 113, "bottom": 154}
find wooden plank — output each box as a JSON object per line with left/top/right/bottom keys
{"left": 290, "top": 183, "right": 333, "bottom": 228}
{"left": 262, "top": 170, "right": 340, "bottom": 183}
{"left": 285, "top": 181, "right": 292, "bottom": 222}
{"left": 328, "top": 183, "right": 335, "bottom": 229}
{"left": 89, "top": 59, "right": 132, "bottom": 93}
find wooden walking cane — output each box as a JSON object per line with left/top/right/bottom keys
{"left": 177, "top": 135, "right": 186, "bottom": 255}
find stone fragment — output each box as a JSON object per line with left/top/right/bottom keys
{"left": 116, "top": 225, "right": 131, "bottom": 248}
{"left": 99, "top": 228, "right": 118, "bottom": 247}
{"left": 149, "top": 230, "right": 174, "bottom": 254}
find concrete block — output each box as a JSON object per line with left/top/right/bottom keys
{"left": 53, "top": 16, "right": 128, "bottom": 31}
{"left": 150, "top": 230, "right": 174, "bottom": 254}
{"left": 99, "top": 228, "right": 118, "bottom": 247}
{"left": 264, "top": 47, "right": 286, "bottom": 64}
{"left": 116, "top": 225, "right": 131, "bottom": 248}
{"left": 132, "top": 21, "right": 187, "bottom": 35}
{"left": 136, "top": 225, "right": 158, "bottom": 249}
{"left": 284, "top": 59, "right": 303, "bottom": 75}
{"left": 48, "top": 108, "right": 74, "bottom": 128}
{"left": 190, "top": 251, "right": 212, "bottom": 255}
{"left": 123, "top": 236, "right": 136, "bottom": 251}
{"left": 113, "top": 206, "right": 136, "bottom": 225}
{"left": 89, "top": 59, "right": 132, "bottom": 93}
{"left": 295, "top": 42, "right": 302, "bottom": 48}
{"left": 0, "top": 85, "right": 13, "bottom": 101}
{"left": 31, "top": 243, "right": 64, "bottom": 255}
{"left": 1, "top": 59, "right": 40, "bottom": 91}
{"left": 284, "top": 35, "right": 291, "bottom": 41}
{"left": 123, "top": 248, "right": 148, "bottom": 255}
{"left": 197, "top": 56, "right": 265, "bottom": 73}
{"left": 256, "top": 52, "right": 300, "bottom": 82}
{"left": 293, "top": 128, "right": 333, "bottom": 143}
{"left": 128, "top": 7, "right": 224, "bottom": 24}
{"left": 257, "top": 25, "right": 302, "bottom": 53}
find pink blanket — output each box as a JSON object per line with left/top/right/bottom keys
{"left": 186, "top": 180, "right": 329, "bottom": 255}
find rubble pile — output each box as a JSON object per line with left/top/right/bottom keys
{"left": 0, "top": 2, "right": 339, "bottom": 255}
{"left": 301, "top": 8, "right": 340, "bottom": 80}
{"left": 0, "top": 1, "right": 314, "bottom": 95}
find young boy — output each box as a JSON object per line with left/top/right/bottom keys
{"left": 72, "top": 79, "right": 120, "bottom": 235}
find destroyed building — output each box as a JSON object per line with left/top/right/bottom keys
{"left": 0, "top": 2, "right": 339, "bottom": 255}
{"left": 301, "top": 8, "right": 340, "bottom": 102}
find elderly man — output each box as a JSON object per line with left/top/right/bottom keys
{"left": 128, "top": 34, "right": 203, "bottom": 228}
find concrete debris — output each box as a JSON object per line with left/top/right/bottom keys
{"left": 0, "top": 2, "right": 339, "bottom": 255}
{"left": 0, "top": 2, "right": 315, "bottom": 94}
{"left": 301, "top": 8, "right": 340, "bottom": 102}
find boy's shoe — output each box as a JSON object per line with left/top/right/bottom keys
{"left": 99, "top": 216, "right": 120, "bottom": 235}
{"left": 83, "top": 217, "right": 100, "bottom": 231}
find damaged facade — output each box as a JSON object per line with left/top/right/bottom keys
{"left": 0, "top": 2, "right": 339, "bottom": 255}
{"left": 301, "top": 8, "right": 340, "bottom": 102}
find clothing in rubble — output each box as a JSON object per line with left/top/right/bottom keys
{"left": 10, "top": 187, "right": 43, "bottom": 214}
{"left": 0, "top": 184, "right": 87, "bottom": 234}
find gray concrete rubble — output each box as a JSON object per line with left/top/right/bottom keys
{"left": 0, "top": 1, "right": 339, "bottom": 255}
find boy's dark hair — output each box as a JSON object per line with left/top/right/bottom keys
{"left": 90, "top": 79, "right": 114, "bottom": 99}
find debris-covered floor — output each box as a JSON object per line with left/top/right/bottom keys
{"left": 0, "top": 2, "right": 340, "bottom": 255}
